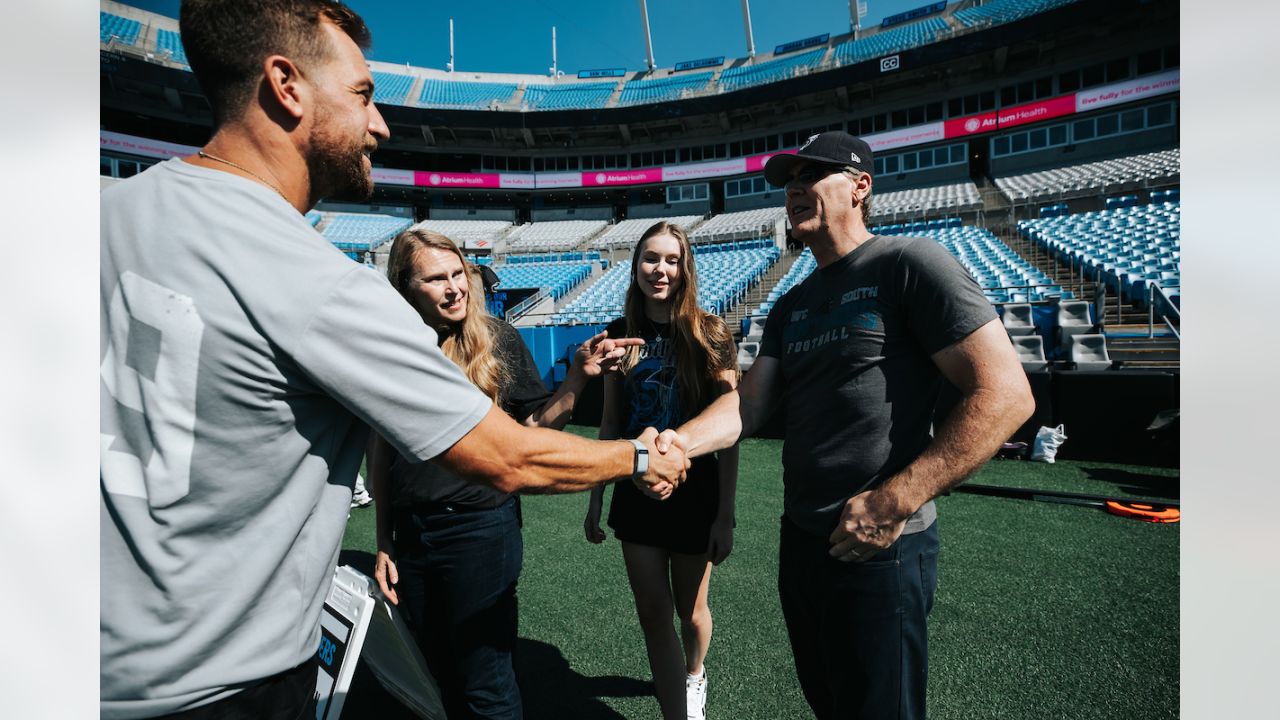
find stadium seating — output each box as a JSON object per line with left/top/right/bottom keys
{"left": 155, "top": 29, "right": 187, "bottom": 65}
{"left": 319, "top": 213, "right": 413, "bottom": 254}
{"left": 1002, "top": 303, "right": 1036, "bottom": 336}
{"left": 869, "top": 180, "right": 983, "bottom": 220}
{"left": 521, "top": 82, "right": 617, "bottom": 111}
{"left": 1019, "top": 201, "right": 1180, "bottom": 305}
{"left": 690, "top": 207, "right": 786, "bottom": 244}
{"left": 1055, "top": 300, "right": 1095, "bottom": 352}
{"left": 736, "top": 340, "right": 761, "bottom": 371}
{"left": 417, "top": 78, "right": 518, "bottom": 109}
{"left": 491, "top": 261, "right": 593, "bottom": 300}
{"left": 994, "top": 148, "right": 1179, "bottom": 203}
{"left": 1011, "top": 335, "right": 1048, "bottom": 372}
{"left": 878, "top": 224, "right": 1064, "bottom": 303}
{"left": 590, "top": 216, "right": 705, "bottom": 250}
{"left": 1068, "top": 333, "right": 1112, "bottom": 371}
{"left": 954, "top": 0, "right": 1079, "bottom": 28}
{"left": 549, "top": 243, "right": 779, "bottom": 324}
{"left": 304, "top": 211, "right": 322, "bottom": 227}
{"left": 409, "top": 219, "right": 513, "bottom": 248}
{"left": 753, "top": 248, "right": 817, "bottom": 317}
{"left": 371, "top": 70, "right": 415, "bottom": 106}
{"left": 618, "top": 72, "right": 714, "bottom": 106}
{"left": 504, "top": 220, "right": 608, "bottom": 253}
{"left": 833, "top": 17, "right": 947, "bottom": 66}
{"left": 717, "top": 49, "right": 826, "bottom": 94}
{"left": 101, "top": 11, "right": 141, "bottom": 46}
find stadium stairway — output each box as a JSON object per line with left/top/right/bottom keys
{"left": 723, "top": 248, "right": 805, "bottom": 341}
{"left": 977, "top": 180, "right": 1014, "bottom": 233}
{"left": 540, "top": 261, "right": 606, "bottom": 322}
{"left": 1001, "top": 230, "right": 1180, "bottom": 368}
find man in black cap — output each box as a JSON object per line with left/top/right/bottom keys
{"left": 656, "top": 131, "right": 1033, "bottom": 719}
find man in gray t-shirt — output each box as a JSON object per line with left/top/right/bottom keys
{"left": 101, "top": 2, "right": 687, "bottom": 718}
{"left": 656, "top": 132, "right": 1033, "bottom": 719}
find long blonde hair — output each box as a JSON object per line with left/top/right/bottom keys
{"left": 387, "top": 229, "right": 506, "bottom": 403}
{"left": 621, "top": 222, "right": 737, "bottom": 416}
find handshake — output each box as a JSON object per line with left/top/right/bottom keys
{"left": 629, "top": 428, "right": 689, "bottom": 501}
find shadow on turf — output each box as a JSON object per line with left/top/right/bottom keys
{"left": 1082, "top": 467, "right": 1180, "bottom": 499}
{"left": 515, "top": 638, "right": 649, "bottom": 719}
{"left": 335, "top": 550, "right": 645, "bottom": 719}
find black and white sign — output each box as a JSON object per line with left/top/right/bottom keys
{"left": 880, "top": 55, "right": 900, "bottom": 72}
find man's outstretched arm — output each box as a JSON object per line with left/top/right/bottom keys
{"left": 436, "top": 404, "right": 689, "bottom": 495}
{"left": 656, "top": 355, "right": 784, "bottom": 459}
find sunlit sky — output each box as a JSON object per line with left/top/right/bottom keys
{"left": 124, "top": 0, "right": 929, "bottom": 75}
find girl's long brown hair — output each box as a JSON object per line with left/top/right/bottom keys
{"left": 387, "top": 228, "right": 506, "bottom": 403}
{"left": 621, "top": 222, "right": 737, "bottom": 417}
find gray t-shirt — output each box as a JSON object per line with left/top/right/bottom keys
{"left": 759, "top": 235, "right": 996, "bottom": 538}
{"left": 100, "top": 158, "right": 492, "bottom": 718}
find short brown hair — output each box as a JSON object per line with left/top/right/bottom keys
{"left": 180, "top": 0, "right": 372, "bottom": 125}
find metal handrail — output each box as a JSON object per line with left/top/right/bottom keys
{"left": 504, "top": 288, "right": 550, "bottom": 322}
{"left": 1147, "top": 282, "right": 1180, "bottom": 340}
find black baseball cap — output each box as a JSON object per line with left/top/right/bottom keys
{"left": 763, "top": 131, "right": 875, "bottom": 188}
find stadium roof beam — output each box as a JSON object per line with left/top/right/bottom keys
{"left": 639, "top": 0, "right": 656, "bottom": 73}
{"left": 618, "top": 124, "right": 632, "bottom": 143}
{"left": 740, "top": 0, "right": 756, "bottom": 60}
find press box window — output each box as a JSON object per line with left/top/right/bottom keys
{"left": 1147, "top": 103, "right": 1173, "bottom": 127}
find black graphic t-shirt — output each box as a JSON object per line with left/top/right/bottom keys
{"left": 759, "top": 235, "right": 996, "bottom": 537}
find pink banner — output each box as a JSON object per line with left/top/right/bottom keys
{"left": 745, "top": 149, "right": 794, "bottom": 173}
{"left": 371, "top": 167, "right": 415, "bottom": 185}
{"left": 534, "top": 173, "right": 582, "bottom": 189}
{"left": 498, "top": 174, "right": 536, "bottom": 190}
{"left": 663, "top": 158, "right": 747, "bottom": 182}
{"left": 944, "top": 112, "right": 999, "bottom": 138}
{"left": 863, "top": 122, "right": 946, "bottom": 152}
{"left": 415, "top": 171, "right": 502, "bottom": 189}
{"left": 1076, "top": 69, "right": 1179, "bottom": 113}
{"left": 582, "top": 168, "right": 663, "bottom": 187}
{"left": 100, "top": 131, "right": 197, "bottom": 160}
{"left": 996, "top": 95, "right": 1078, "bottom": 130}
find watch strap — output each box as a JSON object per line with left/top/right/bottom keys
{"left": 627, "top": 439, "right": 648, "bottom": 478}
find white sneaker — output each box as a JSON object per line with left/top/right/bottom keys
{"left": 686, "top": 669, "right": 707, "bottom": 720}
{"left": 351, "top": 473, "right": 373, "bottom": 508}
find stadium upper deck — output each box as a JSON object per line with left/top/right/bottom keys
{"left": 101, "top": 0, "right": 1079, "bottom": 112}
{"left": 101, "top": 0, "right": 1177, "bottom": 219}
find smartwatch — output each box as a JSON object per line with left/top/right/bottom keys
{"left": 627, "top": 439, "right": 649, "bottom": 478}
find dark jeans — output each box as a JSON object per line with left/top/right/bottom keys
{"left": 394, "top": 497, "right": 524, "bottom": 720}
{"left": 778, "top": 516, "right": 940, "bottom": 720}
{"left": 152, "top": 656, "right": 317, "bottom": 720}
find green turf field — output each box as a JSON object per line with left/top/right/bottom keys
{"left": 342, "top": 427, "right": 1178, "bottom": 719}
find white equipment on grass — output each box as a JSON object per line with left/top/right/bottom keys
{"left": 314, "top": 565, "right": 445, "bottom": 719}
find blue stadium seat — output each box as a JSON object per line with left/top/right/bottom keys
{"left": 618, "top": 72, "right": 714, "bottom": 106}
{"left": 371, "top": 71, "right": 414, "bottom": 105}
{"left": 418, "top": 78, "right": 518, "bottom": 109}
{"left": 522, "top": 82, "right": 617, "bottom": 110}
{"left": 101, "top": 12, "right": 141, "bottom": 46}
{"left": 718, "top": 49, "right": 826, "bottom": 93}
{"left": 155, "top": 29, "right": 187, "bottom": 65}
{"left": 954, "top": 0, "right": 1079, "bottom": 28}
{"left": 832, "top": 17, "right": 947, "bottom": 66}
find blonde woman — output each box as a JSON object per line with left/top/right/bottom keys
{"left": 370, "top": 229, "right": 637, "bottom": 719}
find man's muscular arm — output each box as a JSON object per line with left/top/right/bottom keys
{"left": 828, "top": 318, "right": 1034, "bottom": 561}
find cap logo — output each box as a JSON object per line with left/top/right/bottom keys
{"left": 850, "top": 152, "right": 862, "bottom": 163}
{"left": 799, "top": 134, "right": 819, "bottom": 151}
